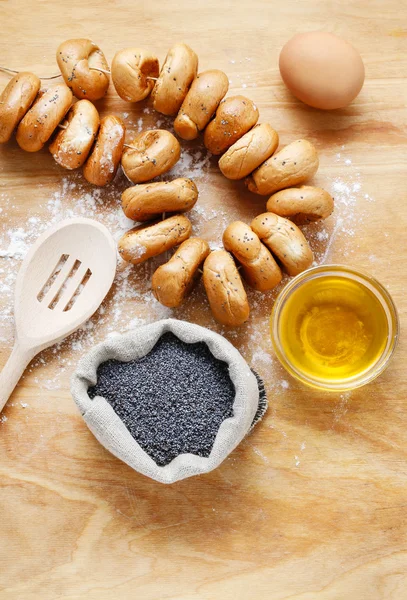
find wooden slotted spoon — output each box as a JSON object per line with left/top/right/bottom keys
{"left": 0, "top": 217, "right": 117, "bottom": 412}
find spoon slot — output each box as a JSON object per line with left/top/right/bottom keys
{"left": 37, "top": 254, "right": 69, "bottom": 302}
{"left": 48, "top": 259, "right": 82, "bottom": 309}
{"left": 63, "top": 268, "right": 93, "bottom": 312}
{"left": 52, "top": 264, "right": 92, "bottom": 312}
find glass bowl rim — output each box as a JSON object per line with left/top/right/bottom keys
{"left": 270, "top": 264, "right": 400, "bottom": 392}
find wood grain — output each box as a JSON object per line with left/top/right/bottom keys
{"left": 0, "top": 0, "right": 406, "bottom": 598}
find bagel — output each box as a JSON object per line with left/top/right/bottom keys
{"left": 111, "top": 48, "right": 159, "bottom": 102}
{"left": 121, "top": 129, "right": 181, "bottom": 183}
{"left": 251, "top": 212, "right": 313, "bottom": 275}
{"left": 204, "top": 95, "right": 259, "bottom": 155}
{"left": 16, "top": 83, "right": 73, "bottom": 152}
{"left": 266, "top": 185, "right": 334, "bottom": 224}
{"left": 0, "top": 72, "right": 41, "bottom": 143}
{"left": 246, "top": 139, "right": 319, "bottom": 195}
{"left": 219, "top": 123, "right": 279, "bottom": 180}
{"left": 203, "top": 250, "right": 250, "bottom": 326}
{"left": 56, "top": 38, "right": 109, "bottom": 101}
{"left": 49, "top": 99, "right": 99, "bottom": 169}
{"left": 83, "top": 115, "right": 125, "bottom": 186}
{"left": 118, "top": 214, "right": 192, "bottom": 265}
{"left": 223, "top": 221, "right": 282, "bottom": 291}
{"left": 152, "top": 43, "right": 198, "bottom": 116}
{"left": 122, "top": 178, "right": 198, "bottom": 222}
{"left": 174, "top": 69, "right": 229, "bottom": 140}
{"left": 152, "top": 237, "right": 210, "bottom": 307}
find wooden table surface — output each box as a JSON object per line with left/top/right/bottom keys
{"left": 0, "top": 1, "right": 406, "bottom": 598}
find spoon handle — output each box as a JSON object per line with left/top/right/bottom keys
{"left": 0, "top": 343, "right": 35, "bottom": 413}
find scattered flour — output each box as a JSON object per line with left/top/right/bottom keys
{"left": 0, "top": 228, "right": 29, "bottom": 259}
{"left": 0, "top": 136, "right": 373, "bottom": 444}
{"left": 251, "top": 445, "right": 269, "bottom": 464}
{"left": 170, "top": 149, "right": 212, "bottom": 181}
{"left": 333, "top": 392, "right": 352, "bottom": 424}
{"left": 294, "top": 442, "right": 307, "bottom": 467}
{"left": 0, "top": 139, "right": 215, "bottom": 393}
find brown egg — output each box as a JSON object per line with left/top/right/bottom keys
{"left": 279, "top": 32, "right": 365, "bottom": 110}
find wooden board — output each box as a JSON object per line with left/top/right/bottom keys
{"left": 0, "top": 1, "right": 406, "bottom": 598}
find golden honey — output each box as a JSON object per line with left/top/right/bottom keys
{"left": 271, "top": 266, "right": 399, "bottom": 390}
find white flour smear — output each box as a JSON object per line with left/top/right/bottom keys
{"left": 0, "top": 142, "right": 372, "bottom": 399}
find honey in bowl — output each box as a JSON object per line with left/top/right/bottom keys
{"left": 271, "top": 266, "right": 399, "bottom": 391}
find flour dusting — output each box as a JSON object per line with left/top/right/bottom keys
{"left": 0, "top": 142, "right": 373, "bottom": 402}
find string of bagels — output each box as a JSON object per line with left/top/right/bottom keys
{"left": 0, "top": 39, "right": 334, "bottom": 326}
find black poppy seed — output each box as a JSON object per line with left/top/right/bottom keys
{"left": 88, "top": 333, "right": 235, "bottom": 467}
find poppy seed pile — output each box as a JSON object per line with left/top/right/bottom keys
{"left": 88, "top": 332, "right": 236, "bottom": 466}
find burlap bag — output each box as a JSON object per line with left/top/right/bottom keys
{"left": 71, "top": 319, "right": 264, "bottom": 484}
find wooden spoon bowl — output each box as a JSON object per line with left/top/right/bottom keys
{"left": 0, "top": 217, "right": 117, "bottom": 412}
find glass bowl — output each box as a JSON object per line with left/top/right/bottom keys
{"left": 270, "top": 265, "right": 399, "bottom": 391}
